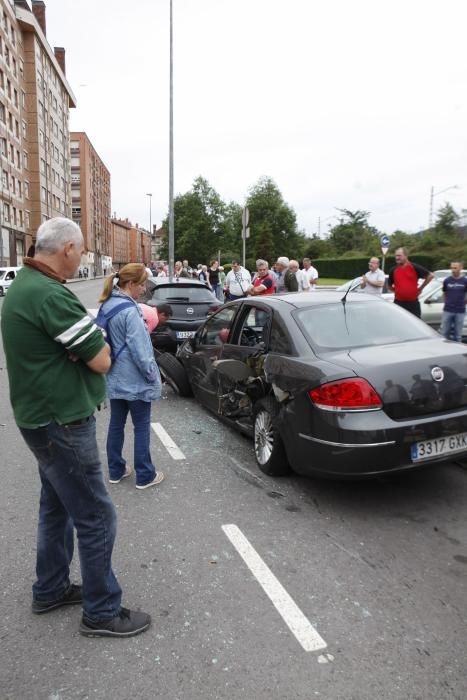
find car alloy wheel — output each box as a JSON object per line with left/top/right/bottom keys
{"left": 255, "top": 410, "right": 274, "bottom": 465}
{"left": 253, "top": 397, "right": 291, "bottom": 476}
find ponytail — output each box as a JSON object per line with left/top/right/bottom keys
{"left": 98, "top": 272, "right": 118, "bottom": 303}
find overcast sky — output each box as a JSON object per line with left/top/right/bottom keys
{"left": 43, "top": 0, "right": 467, "bottom": 239}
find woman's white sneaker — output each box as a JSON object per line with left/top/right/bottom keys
{"left": 135, "top": 471, "right": 165, "bottom": 490}
{"left": 109, "top": 465, "right": 133, "bottom": 484}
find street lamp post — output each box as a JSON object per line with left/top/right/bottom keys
{"left": 429, "top": 185, "right": 459, "bottom": 230}
{"left": 168, "top": 0, "right": 174, "bottom": 276}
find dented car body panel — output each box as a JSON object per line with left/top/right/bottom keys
{"left": 178, "top": 293, "right": 467, "bottom": 477}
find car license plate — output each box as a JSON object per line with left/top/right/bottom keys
{"left": 176, "top": 331, "right": 195, "bottom": 339}
{"left": 411, "top": 432, "right": 467, "bottom": 462}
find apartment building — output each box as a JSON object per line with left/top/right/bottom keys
{"left": 70, "top": 131, "right": 111, "bottom": 276}
{"left": 0, "top": 0, "right": 75, "bottom": 265}
{"left": 111, "top": 217, "right": 131, "bottom": 270}
{"left": 129, "top": 222, "right": 151, "bottom": 266}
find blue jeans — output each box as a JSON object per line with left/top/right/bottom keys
{"left": 107, "top": 399, "right": 156, "bottom": 486}
{"left": 20, "top": 417, "right": 122, "bottom": 620}
{"left": 441, "top": 311, "right": 465, "bottom": 342}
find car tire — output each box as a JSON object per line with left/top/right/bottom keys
{"left": 156, "top": 352, "right": 192, "bottom": 397}
{"left": 253, "top": 397, "right": 291, "bottom": 476}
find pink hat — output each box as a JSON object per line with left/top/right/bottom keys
{"left": 138, "top": 304, "right": 159, "bottom": 333}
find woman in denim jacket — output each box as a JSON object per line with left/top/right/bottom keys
{"left": 98, "top": 264, "right": 164, "bottom": 490}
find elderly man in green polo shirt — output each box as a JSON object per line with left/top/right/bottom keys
{"left": 1, "top": 217, "right": 151, "bottom": 639}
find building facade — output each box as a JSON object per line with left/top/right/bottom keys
{"left": 129, "top": 222, "right": 151, "bottom": 266}
{"left": 111, "top": 217, "right": 131, "bottom": 270}
{"left": 70, "top": 131, "right": 111, "bottom": 276}
{"left": 15, "top": 0, "right": 75, "bottom": 261}
{"left": 0, "top": 0, "right": 75, "bottom": 265}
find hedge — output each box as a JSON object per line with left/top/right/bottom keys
{"left": 313, "top": 255, "right": 437, "bottom": 279}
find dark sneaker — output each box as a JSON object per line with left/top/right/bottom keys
{"left": 32, "top": 583, "right": 82, "bottom": 615}
{"left": 79, "top": 607, "right": 151, "bottom": 638}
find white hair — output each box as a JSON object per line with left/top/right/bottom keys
{"left": 35, "top": 217, "right": 83, "bottom": 254}
{"left": 276, "top": 256, "right": 290, "bottom": 267}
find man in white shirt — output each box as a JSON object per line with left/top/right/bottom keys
{"left": 302, "top": 258, "right": 318, "bottom": 289}
{"left": 224, "top": 259, "right": 252, "bottom": 300}
{"left": 360, "top": 257, "right": 385, "bottom": 295}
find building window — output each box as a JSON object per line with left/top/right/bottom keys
{"left": 40, "top": 158, "right": 45, "bottom": 174}
{"left": 0, "top": 137, "right": 5, "bottom": 156}
{"left": 11, "top": 176, "right": 15, "bottom": 194}
{"left": 8, "top": 112, "right": 12, "bottom": 130}
{"left": 0, "top": 70, "right": 4, "bottom": 90}
{"left": 19, "top": 210, "right": 23, "bottom": 227}
{"left": 6, "top": 79, "right": 11, "bottom": 99}
{"left": 0, "top": 102, "right": 5, "bottom": 123}
{"left": 2, "top": 169, "right": 8, "bottom": 188}
{"left": 24, "top": 181, "right": 29, "bottom": 198}
{"left": 41, "top": 186, "right": 46, "bottom": 202}
{"left": 25, "top": 211, "right": 30, "bottom": 229}
{"left": 3, "top": 203, "right": 10, "bottom": 222}
{"left": 14, "top": 89, "right": 18, "bottom": 107}
{"left": 22, "top": 121, "right": 27, "bottom": 139}
{"left": 21, "top": 90, "right": 25, "bottom": 108}
{"left": 12, "top": 57, "right": 16, "bottom": 78}
{"left": 23, "top": 151, "right": 28, "bottom": 169}
{"left": 16, "top": 150, "right": 20, "bottom": 168}
{"left": 18, "top": 180, "right": 22, "bottom": 197}
{"left": 39, "top": 129, "right": 44, "bottom": 145}
{"left": 11, "top": 27, "right": 15, "bottom": 46}
{"left": 15, "top": 120, "right": 19, "bottom": 138}
{"left": 4, "top": 46, "right": 9, "bottom": 67}
{"left": 12, "top": 207, "right": 17, "bottom": 225}
{"left": 19, "top": 59, "right": 23, "bottom": 79}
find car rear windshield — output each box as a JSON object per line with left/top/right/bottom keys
{"left": 151, "top": 285, "right": 214, "bottom": 302}
{"left": 295, "top": 300, "right": 436, "bottom": 350}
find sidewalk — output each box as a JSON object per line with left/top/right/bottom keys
{"left": 67, "top": 275, "right": 105, "bottom": 284}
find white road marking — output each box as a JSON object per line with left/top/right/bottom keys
{"left": 222, "top": 524, "right": 327, "bottom": 653}
{"left": 151, "top": 422, "right": 186, "bottom": 460}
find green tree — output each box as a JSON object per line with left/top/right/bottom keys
{"left": 245, "top": 176, "right": 305, "bottom": 263}
{"left": 328, "top": 209, "right": 380, "bottom": 256}
{"left": 434, "top": 203, "right": 460, "bottom": 239}
{"left": 160, "top": 176, "right": 228, "bottom": 265}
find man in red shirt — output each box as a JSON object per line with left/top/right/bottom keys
{"left": 388, "top": 247, "right": 433, "bottom": 317}
{"left": 247, "top": 259, "right": 276, "bottom": 296}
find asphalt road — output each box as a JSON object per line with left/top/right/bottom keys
{"left": 0, "top": 279, "right": 466, "bottom": 700}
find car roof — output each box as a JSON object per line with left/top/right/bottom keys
{"left": 225, "top": 291, "right": 382, "bottom": 309}
{"left": 148, "top": 277, "right": 208, "bottom": 287}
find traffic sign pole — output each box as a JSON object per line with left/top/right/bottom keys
{"left": 380, "top": 235, "right": 390, "bottom": 273}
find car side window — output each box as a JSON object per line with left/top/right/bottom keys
{"left": 198, "top": 307, "right": 236, "bottom": 346}
{"left": 5, "top": 271, "right": 14, "bottom": 280}
{"left": 238, "top": 307, "right": 272, "bottom": 347}
{"left": 428, "top": 289, "right": 444, "bottom": 304}
{"left": 269, "top": 318, "right": 292, "bottom": 354}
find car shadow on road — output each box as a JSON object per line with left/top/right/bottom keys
{"left": 272, "top": 462, "right": 467, "bottom": 523}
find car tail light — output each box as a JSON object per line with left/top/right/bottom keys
{"left": 309, "top": 378, "right": 382, "bottom": 411}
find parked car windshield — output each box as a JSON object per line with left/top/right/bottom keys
{"left": 295, "top": 300, "right": 436, "bottom": 350}
{"left": 0, "top": 269, "right": 7, "bottom": 280}
{"left": 151, "top": 285, "right": 214, "bottom": 302}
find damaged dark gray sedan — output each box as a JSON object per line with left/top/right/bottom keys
{"left": 177, "top": 292, "right": 467, "bottom": 478}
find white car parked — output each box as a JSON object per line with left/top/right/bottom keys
{"left": 0, "top": 266, "right": 21, "bottom": 296}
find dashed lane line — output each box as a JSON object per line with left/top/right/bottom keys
{"left": 222, "top": 523, "right": 327, "bottom": 653}
{"left": 151, "top": 422, "right": 186, "bottom": 460}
